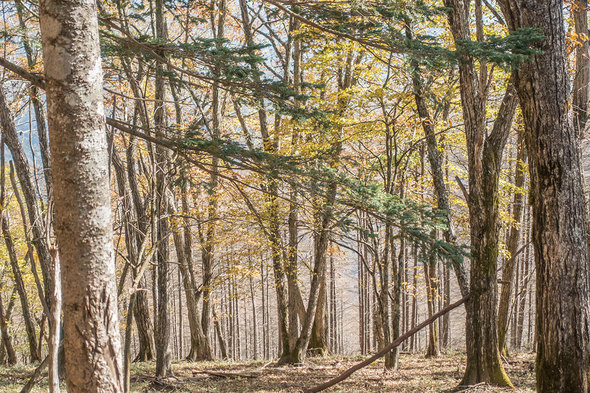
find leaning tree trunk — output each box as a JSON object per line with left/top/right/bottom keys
{"left": 498, "top": 1, "right": 590, "bottom": 391}
{"left": 38, "top": 0, "right": 124, "bottom": 389}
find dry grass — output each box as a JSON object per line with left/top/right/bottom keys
{"left": 0, "top": 352, "right": 536, "bottom": 392}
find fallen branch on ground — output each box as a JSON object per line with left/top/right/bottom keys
{"left": 302, "top": 294, "right": 470, "bottom": 393}
{"left": 192, "top": 370, "right": 258, "bottom": 379}
{"left": 20, "top": 356, "right": 49, "bottom": 393}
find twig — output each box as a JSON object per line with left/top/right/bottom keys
{"left": 455, "top": 382, "right": 486, "bottom": 392}
{"left": 455, "top": 176, "right": 469, "bottom": 204}
{"left": 192, "top": 370, "right": 258, "bottom": 379}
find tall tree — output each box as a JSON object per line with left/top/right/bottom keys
{"left": 38, "top": 0, "right": 124, "bottom": 390}
{"left": 443, "top": 0, "right": 517, "bottom": 386}
{"left": 154, "top": 0, "right": 172, "bottom": 377}
{"left": 499, "top": 1, "right": 590, "bottom": 391}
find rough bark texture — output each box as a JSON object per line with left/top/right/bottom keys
{"left": 498, "top": 1, "right": 590, "bottom": 391}
{"left": 38, "top": 0, "right": 124, "bottom": 390}
{"left": 133, "top": 289, "right": 155, "bottom": 362}
{"left": 443, "top": 0, "right": 516, "bottom": 386}
{"left": 153, "top": 0, "right": 172, "bottom": 378}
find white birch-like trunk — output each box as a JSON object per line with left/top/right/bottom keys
{"left": 48, "top": 249, "right": 61, "bottom": 393}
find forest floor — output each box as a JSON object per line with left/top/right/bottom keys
{"left": 0, "top": 351, "right": 536, "bottom": 392}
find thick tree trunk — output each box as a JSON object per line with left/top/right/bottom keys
{"left": 38, "top": 0, "right": 124, "bottom": 389}
{"left": 460, "top": 87, "right": 517, "bottom": 386}
{"left": 499, "top": 1, "right": 590, "bottom": 391}
{"left": 443, "top": 0, "right": 517, "bottom": 386}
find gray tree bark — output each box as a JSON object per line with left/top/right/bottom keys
{"left": 38, "top": 0, "right": 124, "bottom": 390}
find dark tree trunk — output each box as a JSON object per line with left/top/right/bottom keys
{"left": 0, "top": 288, "right": 16, "bottom": 366}
{"left": 133, "top": 288, "right": 155, "bottom": 362}
{"left": 499, "top": 1, "right": 590, "bottom": 391}
{"left": 443, "top": 0, "right": 517, "bottom": 386}
{"left": 424, "top": 258, "right": 440, "bottom": 358}
{"left": 154, "top": 0, "right": 171, "bottom": 377}
{"left": 309, "top": 267, "right": 329, "bottom": 357}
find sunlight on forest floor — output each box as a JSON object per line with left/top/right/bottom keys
{"left": 0, "top": 352, "right": 536, "bottom": 392}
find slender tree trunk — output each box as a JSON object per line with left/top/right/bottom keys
{"left": 173, "top": 194, "right": 212, "bottom": 361}
{"left": 153, "top": 0, "right": 172, "bottom": 378}
{"left": 0, "top": 88, "right": 52, "bottom": 310}
{"left": 0, "top": 154, "right": 38, "bottom": 364}
{"left": 125, "top": 140, "right": 155, "bottom": 363}
{"left": 249, "top": 277, "right": 258, "bottom": 360}
{"left": 498, "top": 132, "right": 526, "bottom": 354}
{"left": 410, "top": 243, "right": 418, "bottom": 353}
{"left": 0, "top": 285, "right": 16, "bottom": 366}
{"left": 212, "top": 307, "right": 228, "bottom": 360}
{"left": 424, "top": 259, "right": 440, "bottom": 358}
{"left": 309, "top": 264, "right": 329, "bottom": 357}
{"left": 48, "top": 249, "right": 61, "bottom": 393}
{"left": 134, "top": 287, "right": 155, "bottom": 362}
